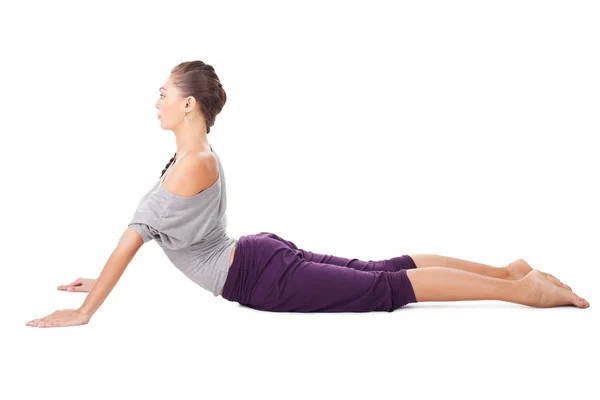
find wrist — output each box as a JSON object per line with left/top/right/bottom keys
{"left": 77, "top": 307, "right": 94, "bottom": 321}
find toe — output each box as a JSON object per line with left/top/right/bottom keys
{"left": 545, "top": 274, "right": 563, "bottom": 288}
{"left": 570, "top": 293, "right": 586, "bottom": 308}
{"left": 547, "top": 274, "right": 563, "bottom": 284}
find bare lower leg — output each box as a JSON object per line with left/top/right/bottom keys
{"left": 405, "top": 267, "right": 589, "bottom": 308}
{"left": 406, "top": 266, "right": 519, "bottom": 302}
{"left": 409, "top": 254, "right": 575, "bottom": 295}
{"left": 410, "top": 254, "right": 516, "bottom": 279}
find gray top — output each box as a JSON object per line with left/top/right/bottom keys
{"left": 128, "top": 144, "right": 238, "bottom": 297}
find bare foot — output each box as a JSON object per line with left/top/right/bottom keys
{"left": 506, "top": 259, "right": 533, "bottom": 280}
{"left": 505, "top": 259, "right": 573, "bottom": 291}
{"left": 519, "top": 270, "right": 589, "bottom": 308}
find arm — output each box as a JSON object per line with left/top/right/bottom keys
{"left": 78, "top": 226, "right": 145, "bottom": 319}
{"left": 26, "top": 154, "right": 211, "bottom": 328}
{"left": 26, "top": 226, "right": 145, "bottom": 328}
{"left": 80, "top": 153, "right": 214, "bottom": 317}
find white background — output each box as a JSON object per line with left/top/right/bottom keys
{"left": 1, "top": 1, "right": 598, "bottom": 399}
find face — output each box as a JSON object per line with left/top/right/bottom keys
{"left": 155, "top": 76, "right": 195, "bottom": 130}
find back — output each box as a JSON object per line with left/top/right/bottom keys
{"left": 128, "top": 144, "right": 239, "bottom": 296}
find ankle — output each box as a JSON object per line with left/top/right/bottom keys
{"left": 513, "top": 275, "right": 536, "bottom": 306}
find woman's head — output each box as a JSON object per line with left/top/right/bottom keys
{"left": 156, "top": 60, "right": 226, "bottom": 134}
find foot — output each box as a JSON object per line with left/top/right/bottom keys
{"left": 505, "top": 259, "right": 573, "bottom": 291}
{"left": 519, "top": 270, "right": 589, "bottom": 308}
{"left": 505, "top": 259, "right": 533, "bottom": 280}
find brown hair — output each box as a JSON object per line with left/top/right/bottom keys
{"left": 159, "top": 60, "right": 227, "bottom": 179}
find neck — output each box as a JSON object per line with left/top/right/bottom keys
{"left": 173, "top": 117, "right": 210, "bottom": 158}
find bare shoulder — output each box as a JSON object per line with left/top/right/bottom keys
{"left": 162, "top": 151, "right": 218, "bottom": 197}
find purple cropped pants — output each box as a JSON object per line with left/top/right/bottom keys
{"left": 221, "top": 232, "right": 418, "bottom": 312}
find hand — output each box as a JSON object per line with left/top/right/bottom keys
{"left": 57, "top": 277, "right": 97, "bottom": 292}
{"left": 25, "top": 309, "right": 91, "bottom": 328}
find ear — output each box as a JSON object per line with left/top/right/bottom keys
{"left": 184, "top": 96, "right": 197, "bottom": 113}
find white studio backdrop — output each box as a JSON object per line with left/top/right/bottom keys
{"left": 1, "top": 1, "right": 598, "bottom": 400}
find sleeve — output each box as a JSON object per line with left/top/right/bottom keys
{"left": 128, "top": 222, "right": 160, "bottom": 243}
{"left": 127, "top": 192, "right": 170, "bottom": 243}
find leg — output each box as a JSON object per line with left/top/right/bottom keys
{"left": 250, "top": 260, "right": 417, "bottom": 313}
{"left": 405, "top": 267, "right": 589, "bottom": 308}
{"left": 277, "top": 236, "right": 416, "bottom": 271}
{"left": 297, "top": 247, "right": 417, "bottom": 272}
{"left": 271, "top": 232, "right": 551, "bottom": 282}
{"left": 228, "top": 233, "right": 589, "bottom": 311}
{"left": 410, "top": 254, "right": 573, "bottom": 290}
{"left": 284, "top": 235, "right": 525, "bottom": 280}
{"left": 297, "top": 246, "right": 556, "bottom": 285}
{"left": 297, "top": 248, "right": 515, "bottom": 280}
{"left": 225, "top": 232, "right": 416, "bottom": 312}
{"left": 409, "top": 254, "right": 509, "bottom": 279}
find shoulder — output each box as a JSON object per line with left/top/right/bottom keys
{"left": 162, "top": 151, "right": 218, "bottom": 197}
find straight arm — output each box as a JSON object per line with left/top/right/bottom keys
{"left": 78, "top": 227, "right": 145, "bottom": 318}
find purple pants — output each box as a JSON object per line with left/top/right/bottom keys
{"left": 221, "top": 232, "right": 418, "bottom": 312}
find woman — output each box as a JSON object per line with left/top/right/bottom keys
{"left": 26, "top": 61, "right": 590, "bottom": 328}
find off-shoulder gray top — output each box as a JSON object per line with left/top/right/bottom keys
{"left": 128, "top": 144, "right": 238, "bottom": 297}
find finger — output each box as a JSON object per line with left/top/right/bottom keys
{"left": 38, "top": 317, "right": 51, "bottom": 325}
{"left": 58, "top": 280, "right": 81, "bottom": 290}
{"left": 59, "top": 284, "right": 81, "bottom": 291}
{"left": 41, "top": 311, "right": 58, "bottom": 321}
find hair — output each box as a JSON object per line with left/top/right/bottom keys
{"left": 159, "top": 60, "right": 227, "bottom": 179}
